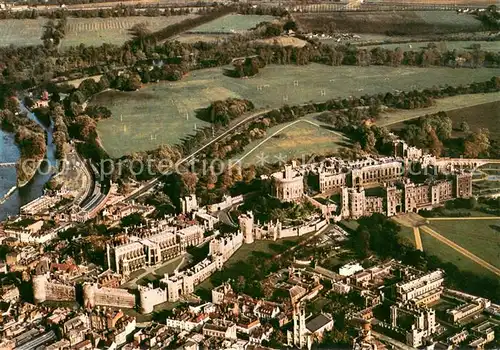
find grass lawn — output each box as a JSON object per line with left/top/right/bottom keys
{"left": 295, "top": 11, "right": 484, "bottom": 35}
{"left": 233, "top": 115, "right": 350, "bottom": 166}
{"left": 379, "top": 92, "right": 500, "bottom": 128}
{"left": 361, "top": 41, "right": 500, "bottom": 52}
{"left": 225, "top": 237, "right": 303, "bottom": 267}
{"left": 153, "top": 255, "right": 186, "bottom": 276}
{"left": 339, "top": 220, "right": 360, "bottom": 232}
{"left": 187, "top": 14, "right": 275, "bottom": 34}
{"left": 399, "top": 226, "right": 416, "bottom": 247}
{"left": 94, "top": 64, "right": 500, "bottom": 157}
{"left": 420, "top": 227, "right": 497, "bottom": 278}
{"left": 428, "top": 220, "right": 500, "bottom": 269}
{"left": 0, "top": 16, "right": 195, "bottom": 47}
{"left": 446, "top": 100, "right": 500, "bottom": 143}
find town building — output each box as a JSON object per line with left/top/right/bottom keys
{"left": 270, "top": 140, "right": 474, "bottom": 221}
{"left": 391, "top": 303, "right": 438, "bottom": 348}
{"left": 395, "top": 270, "right": 444, "bottom": 306}
{"left": 106, "top": 223, "right": 204, "bottom": 276}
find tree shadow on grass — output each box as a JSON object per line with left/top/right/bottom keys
{"left": 490, "top": 224, "right": 500, "bottom": 233}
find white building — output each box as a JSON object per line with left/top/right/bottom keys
{"left": 339, "top": 262, "right": 364, "bottom": 277}
{"left": 396, "top": 270, "right": 444, "bottom": 305}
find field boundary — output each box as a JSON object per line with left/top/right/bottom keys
{"left": 427, "top": 216, "right": 500, "bottom": 221}
{"left": 378, "top": 92, "right": 500, "bottom": 127}
{"left": 420, "top": 225, "right": 500, "bottom": 276}
{"left": 233, "top": 119, "right": 344, "bottom": 165}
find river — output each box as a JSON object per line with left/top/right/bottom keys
{"left": 0, "top": 105, "right": 56, "bottom": 221}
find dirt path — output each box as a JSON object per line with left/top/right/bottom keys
{"left": 420, "top": 225, "right": 500, "bottom": 277}
{"left": 413, "top": 226, "right": 423, "bottom": 251}
{"left": 233, "top": 118, "right": 345, "bottom": 165}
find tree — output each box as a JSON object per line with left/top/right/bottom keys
{"left": 129, "top": 22, "right": 152, "bottom": 50}
{"left": 71, "top": 115, "right": 96, "bottom": 141}
{"left": 427, "top": 128, "right": 443, "bottom": 157}
{"left": 41, "top": 18, "right": 66, "bottom": 49}
{"left": 243, "top": 165, "right": 256, "bottom": 183}
{"left": 362, "top": 127, "right": 376, "bottom": 152}
{"left": 283, "top": 20, "right": 297, "bottom": 32}
{"left": 464, "top": 128, "right": 490, "bottom": 158}
{"left": 182, "top": 172, "right": 198, "bottom": 194}
{"left": 121, "top": 213, "right": 145, "bottom": 227}
{"left": 460, "top": 121, "right": 470, "bottom": 133}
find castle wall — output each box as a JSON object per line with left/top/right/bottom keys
{"left": 33, "top": 275, "right": 75, "bottom": 303}
{"left": 83, "top": 284, "right": 135, "bottom": 309}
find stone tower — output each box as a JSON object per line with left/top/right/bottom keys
{"left": 32, "top": 274, "right": 47, "bottom": 304}
{"left": 82, "top": 283, "right": 96, "bottom": 309}
{"left": 239, "top": 211, "right": 254, "bottom": 244}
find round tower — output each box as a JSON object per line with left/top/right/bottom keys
{"left": 138, "top": 285, "right": 154, "bottom": 314}
{"left": 82, "top": 283, "right": 96, "bottom": 309}
{"left": 32, "top": 274, "right": 47, "bottom": 304}
{"left": 239, "top": 212, "right": 254, "bottom": 244}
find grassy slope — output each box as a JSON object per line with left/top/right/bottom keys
{"left": 420, "top": 229, "right": 497, "bottom": 278}
{"left": 0, "top": 16, "right": 195, "bottom": 47}
{"left": 361, "top": 41, "right": 500, "bottom": 52}
{"left": 188, "top": 14, "right": 275, "bottom": 33}
{"left": 95, "top": 64, "right": 500, "bottom": 157}
{"left": 234, "top": 116, "right": 350, "bottom": 166}
{"left": 294, "top": 11, "right": 484, "bottom": 35}
{"left": 428, "top": 220, "right": 500, "bottom": 269}
{"left": 379, "top": 92, "right": 500, "bottom": 128}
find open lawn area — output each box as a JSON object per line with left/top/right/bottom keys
{"left": 94, "top": 64, "right": 500, "bottom": 157}
{"left": 0, "top": 16, "right": 195, "bottom": 47}
{"left": 420, "top": 229, "right": 496, "bottom": 278}
{"left": 361, "top": 41, "right": 500, "bottom": 52}
{"left": 187, "top": 14, "right": 275, "bottom": 34}
{"left": 399, "top": 226, "right": 416, "bottom": 247}
{"left": 446, "top": 100, "right": 500, "bottom": 143}
{"left": 225, "top": 237, "right": 303, "bottom": 267}
{"left": 428, "top": 219, "right": 500, "bottom": 270}
{"left": 233, "top": 115, "right": 350, "bottom": 166}
{"left": 378, "top": 92, "right": 500, "bottom": 128}
{"left": 295, "top": 11, "right": 484, "bottom": 35}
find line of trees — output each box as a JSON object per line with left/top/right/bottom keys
{"left": 198, "top": 98, "right": 255, "bottom": 126}
{"left": 0, "top": 96, "right": 47, "bottom": 184}
{"left": 397, "top": 112, "right": 493, "bottom": 159}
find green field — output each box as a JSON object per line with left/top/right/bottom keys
{"left": 94, "top": 64, "right": 500, "bottom": 157}
{"left": 361, "top": 41, "right": 500, "bottom": 52}
{"left": 295, "top": 11, "right": 484, "bottom": 35}
{"left": 428, "top": 220, "right": 500, "bottom": 269}
{"left": 233, "top": 116, "right": 350, "bottom": 166}
{"left": 420, "top": 229, "right": 496, "bottom": 278}
{"left": 379, "top": 92, "right": 500, "bottom": 128}
{"left": 446, "top": 100, "right": 500, "bottom": 142}
{"left": 225, "top": 237, "right": 302, "bottom": 267}
{"left": 187, "top": 14, "right": 275, "bottom": 33}
{"left": 0, "top": 16, "right": 195, "bottom": 47}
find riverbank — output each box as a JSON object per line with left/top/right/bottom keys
{"left": 0, "top": 105, "right": 56, "bottom": 220}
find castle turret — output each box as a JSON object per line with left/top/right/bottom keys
{"left": 138, "top": 284, "right": 166, "bottom": 314}
{"left": 82, "top": 283, "right": 96, "bottom": 309}
{"left": 32, "top": 274, "right": 47, "bottom": 304}
{"left": 239, "top": 211, "right": 254, "bottom": 244}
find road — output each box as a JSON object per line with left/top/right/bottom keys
{"left": 413, "top": 227, "right": 423, "bottom": 251}
{"left": 124, "top": 108, "right": 271, "bottom": 202}
{"left": 233, "top": 117, "right": 345, "bottom": 165}
{"left": 420, "top": 225, "right": 500, "bottom": 277}
{"left": 371, "top": 330, "right": 415, "bottom": 350}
